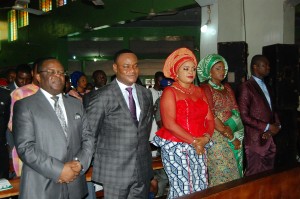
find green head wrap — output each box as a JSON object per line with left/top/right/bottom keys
{"left": 197, "top": 54, "right": 228, "bottom": 82}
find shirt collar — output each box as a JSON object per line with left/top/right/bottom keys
{"left": 116, "top": 78, "right": 136, "bottom": 91}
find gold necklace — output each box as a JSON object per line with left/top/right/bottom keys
{"left": 172, "top": 82, "right": 195, "bottom": 94}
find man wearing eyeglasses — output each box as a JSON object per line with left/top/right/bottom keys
{"left": 13, "top": 58, "right": 95, "bottom": 199}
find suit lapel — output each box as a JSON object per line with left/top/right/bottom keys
{"left": 36, "top": 90, "right": 68, "bottom": 142}
{"left": 111, "top": 80, "right": 134, "bottom": 122}
{"left": 136, "top": 84, "right": 145, "bottom": 126}
{"left": 250, "top": 77, "right": 272, "bottom": 112}
{"left": 62, "top": 95, "right": 72, "bottom": 143}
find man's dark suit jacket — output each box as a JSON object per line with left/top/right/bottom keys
{"left": 7, "top": 82, "right": 16, "bottom": 93}
{"left": 0, "top": 86, "right": 10, "bottom": 179}
{"left": 238, "top": 77, "right": 280, "bottom": 155}
{"left": 83, "top": 88, "right": 98, "bottom": 109}
{"left": 13, "top": 90, "right": 95, "bottom": 199}
{"left": 87, "top": 80, "right": 153, "bottom": 187}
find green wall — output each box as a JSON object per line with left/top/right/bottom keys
{"left": 0, "top": 0, "right": 198, "bottom": 68}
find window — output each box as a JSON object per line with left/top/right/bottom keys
{"left": 8, "top": 10, "right": 17, "bottom": 41}
{"left": 40, "top": 0, "right": 52, "bottom": 12}
{"left": 57, "top": 0, "right": 67, "bottom": 7}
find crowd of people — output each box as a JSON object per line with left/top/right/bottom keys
{"left": 0, "top": 47, "right": 297, "bottom": 199}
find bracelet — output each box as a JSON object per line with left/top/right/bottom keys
{"left": 191, "top": 137, "right": 197, "bottom": 145}
{"left": 228, "top": 135, "right": 236, "bottom": 142}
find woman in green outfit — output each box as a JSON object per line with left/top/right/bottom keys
{"left": 197, "top": 54, "right": 244, "bottom": 187}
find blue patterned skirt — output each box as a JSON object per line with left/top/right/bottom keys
{"left": 153, "top": 136, "right": 213, "bottom": 198}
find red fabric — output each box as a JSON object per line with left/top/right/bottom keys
{"left": 156, "top": 85, "right": 214, "bottom": 143}
{"left": 0, "top": 78, "right": 8, "bottom": 86}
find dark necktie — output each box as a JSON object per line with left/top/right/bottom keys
{"left": 51, "top": 96, "right": 68, "bottom": 137}
{"left": 125, "top": 87, "right": 138, "bottom": 123}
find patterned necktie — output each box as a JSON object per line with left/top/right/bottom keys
{"left": 51, "top": 96, "right": 68, "bottom": 137}
{"left": 125, "top": 87, "right": 138, "bottom": 123}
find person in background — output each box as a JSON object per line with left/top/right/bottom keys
{"left": 13, "top": 58, "right": 95, "bottom": 199}
{"left": 149, "top": 71, "right": 164, "bottom": 141}
{"left": 86, "top": 49, "right": 153, "bottom": 199}
{"left": 5, "top": 68, "right": 16, "bottom": 85}
{"left": 152, "top": 77, "right": 174, "bottom": 197}
{"left": 7, "top": 64, "right": 32, "bottom": 92}
{"left": 153, "top": 78, "right": 174, "bottom": 129}
{"left": 6, "top": 64, "right": 32, "bottom": 178}
{"left": 85, "top": 83, "right": 94, "bottom": 92}
{"left": 197, "top": 54, "right": 244, "bottom": 187}
{"left": 83, "top": 70, "right": 107, "bottom": 109}
{"left": 69, "top": 71, "right": 88, "bottom": 101}
{"left": 0, "top": 86, "right": 10, "bottom": 179}
{"left": 238, "top": 55, "right": 281, "bottom": 176}
{"left": 8, "top": 58, "right": 44, "bottom": 177}
{"left": 153, "top": 48, "right": 214, "bottom": 198}
{"left": 63, "top": 75, "right": 72, "bottom": 95}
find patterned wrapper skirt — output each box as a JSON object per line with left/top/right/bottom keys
{"left": 153, "top": 136, "right": 213, "bottom": 199}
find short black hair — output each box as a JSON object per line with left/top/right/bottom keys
{"left": 16, "top": 64, "right": 32, "bottom": 75}
{"left": 92, "top": 70, "right": 106, "bottom": 79}
{"left": 154, "top": 71, "right": 164, "bottom": 80}
{"left": 113, "top": 49, "right": 135, "bottom": 63}
{"left": 250, "top": 54, "right": 267, "bottom": 71}
{"left": 36, "top": 57, "right": 57, "bottom": 73}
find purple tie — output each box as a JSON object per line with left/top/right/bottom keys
{"left": 126, "top": 87, "right": 138, "bottom": 122}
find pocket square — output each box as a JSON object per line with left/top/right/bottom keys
{"left": 74, "top": 113, "right": 81, "bottom": 119}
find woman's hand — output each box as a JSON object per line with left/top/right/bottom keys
{"left": 192, "top": 136, "right": 209, "bottom": 155}
{"left": 232, "top": 138, "right": 241, "bottom": 150}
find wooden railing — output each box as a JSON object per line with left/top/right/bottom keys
{"left": 178, "top": 164, "right": 300, "bottom": 199}
{"left": 0, "top": 157, "right": 163, "bottom": 198}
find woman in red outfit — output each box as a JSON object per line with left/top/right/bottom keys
{"left": 153, "top": 48, "right": 214, "bottom": 198}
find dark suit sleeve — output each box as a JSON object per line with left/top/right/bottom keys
{"left": 238, "top": 83, "right": 267, "bottom": 132}
{"left": 13, "top": 100, "right": 64, "bottom": 181}
{"left": 74, "top": 105, "right": 96, "bottom": 172}
{"left": 86, "top": 91, "right": 105, "bottom": 143}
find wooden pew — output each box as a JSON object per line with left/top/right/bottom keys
{"left": 0, "top": 157, "right": 163, "bottom": 198}
{"left": 178, "top": 164, "right": 300, "bottom": 199}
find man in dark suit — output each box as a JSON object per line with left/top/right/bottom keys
{"left": 238, "top": 55, "right": 281, "bottom": 176}
{"left": 13, "top": 58, "right": 95, "bottom": 199}
{"left": 0, "top": 86, "right": 10, "bottom": 179}
{"left": 7, "top": 64, "right": 32, "bottom": 92}
{"left": 82, "top": 70, "right": 107, "bottom": 109}
{"left": 86, "top": 49, "right": 153, "bottom": 199}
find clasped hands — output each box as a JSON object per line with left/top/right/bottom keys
{"left": 57, "top": 161, "right": 82, "bottom": 184}
{"left": 262, "top": 123, "right": 281, "bottom": 140}
{"left": 192, "top": 136, "right": 209, "bottom": 155}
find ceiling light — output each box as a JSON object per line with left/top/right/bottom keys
{"left": 201, "top": 5, "right": 211, "bottom": 33}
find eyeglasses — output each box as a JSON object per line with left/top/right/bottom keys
{"left": 39, "top": 69, "right": 66, "bottom": 76}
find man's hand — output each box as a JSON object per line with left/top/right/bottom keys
{"left": 269, "top": 123, "right": 281, "bottom": 135}
{"left": 262, "top": 131, "right": 272, "bottom": 140}
{"left": 71, "top": 160, "right": 82, "bottom": 173}
{"left": 57, "top": 161, "right": 80, "bottom": 183}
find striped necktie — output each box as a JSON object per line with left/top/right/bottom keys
{"left": 51, "top": 96, "right": 68, "bottom": 137}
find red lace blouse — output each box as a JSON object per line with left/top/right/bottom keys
{"left": 156, "top": 83, "right": 214, "bottom": 143}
